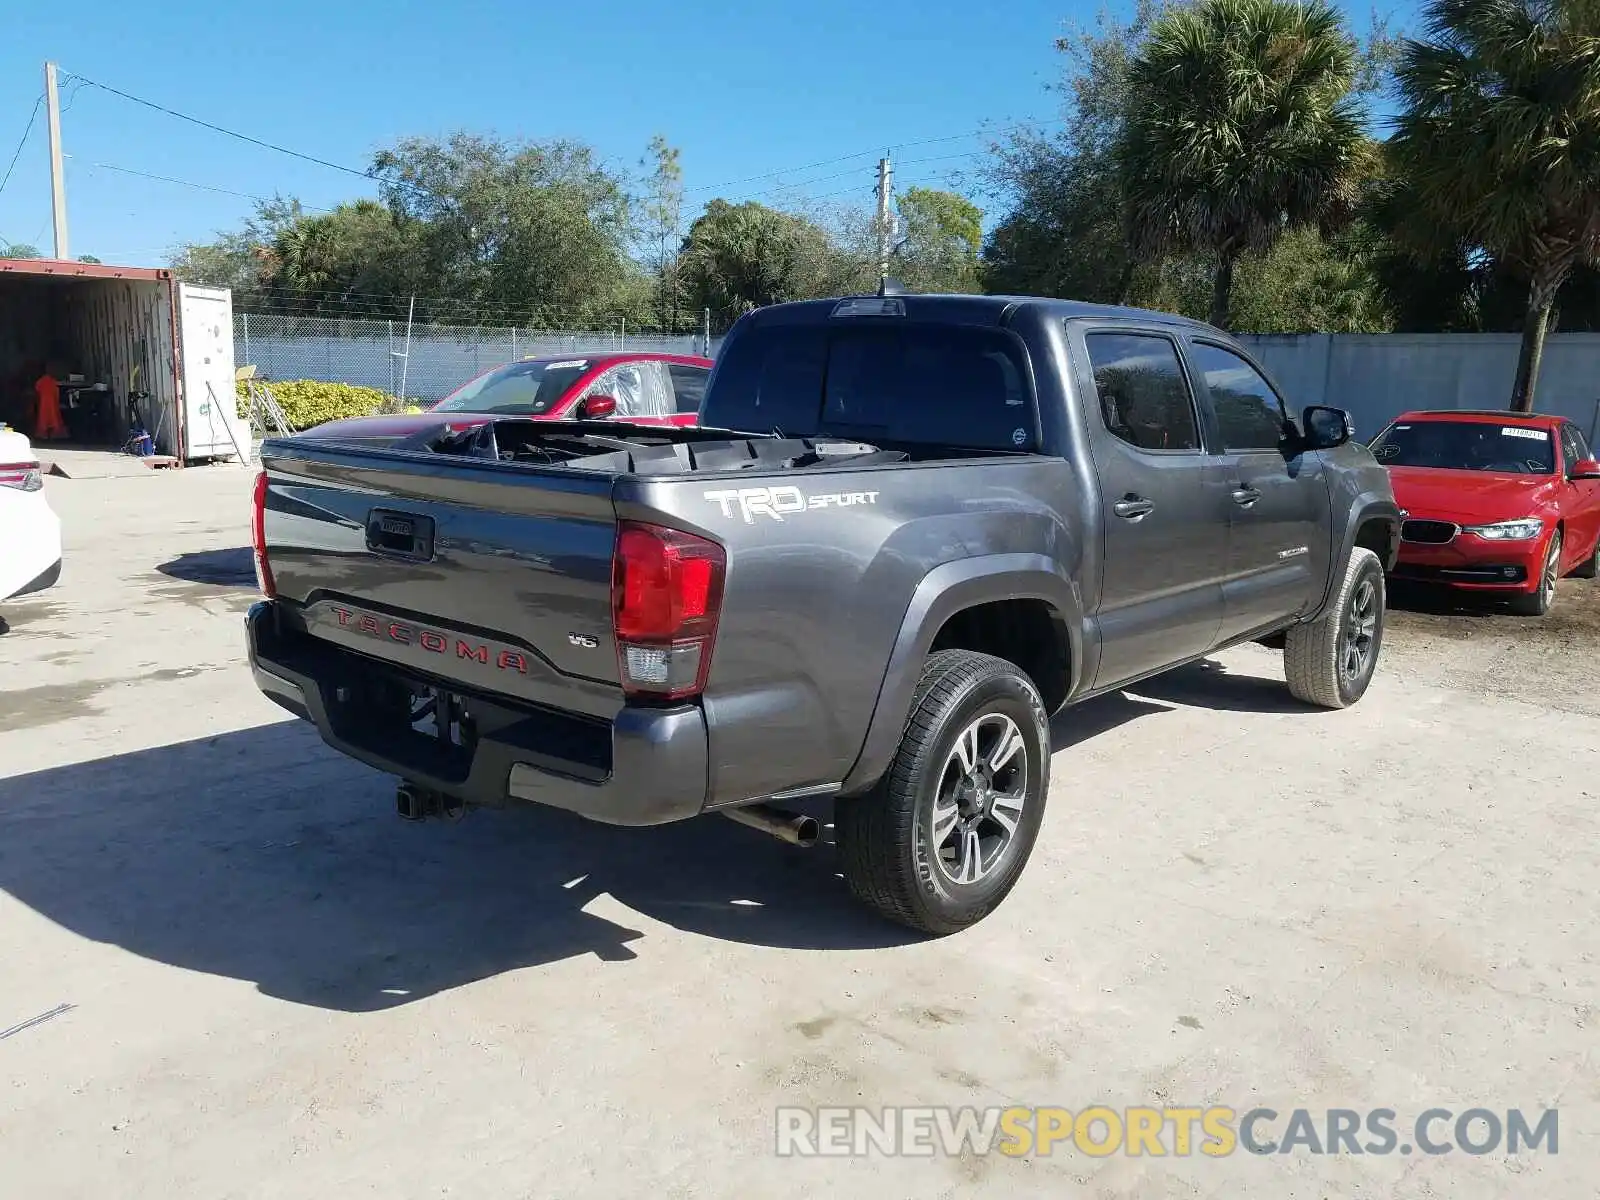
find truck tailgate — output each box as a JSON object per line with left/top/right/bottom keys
{"left": 260, "top": 438, "right": 624, "bottom": 716}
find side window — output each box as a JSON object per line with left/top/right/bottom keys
{"left": 1562, "top": 423, "right": 1591, "bottom": 467}
{"left": 668, "top": 363, "right": 709, "bottom": 414}
{"left": 1189, "top": 342, "right": 1289, "bottom": 451}
{"left": 1082, "top": 332, "right": 1200, "bottom": 452}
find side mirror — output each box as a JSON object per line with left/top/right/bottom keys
{"left": 1568, "top": 457, "right": 1600, "bottom": 480}
{"left": 1302, "top": 405, "right": 1352, "bottom": 450}
{"left": 578, "top": 394, "right": 617, "bottom": 420}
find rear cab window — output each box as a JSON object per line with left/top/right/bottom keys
{"left": 702, "top": 322, "right": 1039, "bottom": 452}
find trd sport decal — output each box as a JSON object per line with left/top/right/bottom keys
{"left": 703, "top": 486, "right": 880, "bottom": 523}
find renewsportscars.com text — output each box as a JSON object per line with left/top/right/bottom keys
{"left": 774, "top": 1105, "right": 1559, "bottom": 1158}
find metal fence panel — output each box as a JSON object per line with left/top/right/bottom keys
{"left": 234, "top": 312, "right": 719, "bottom": 401}
{"left": 234, "top": 312, "right": 1596, "bottom": 440}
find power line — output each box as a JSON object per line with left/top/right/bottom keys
{"left": 685, "top": 149, "right": 879, "bottom": 195}
{"left": 687, "top": 120, "right": 1044, "bottom": 198}
{"left": 731, "top": 164, "right": 879, "bottom": 203}
{"left": 0, "top": 95, "right": 43, "bottom": 200}
{"left": 62, "top": 71, "right": 382, "bottom": 185}
{"left": 79, "top": 159, "right": 330, "bottom": 211}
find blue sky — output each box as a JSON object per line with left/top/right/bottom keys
{"left": 0, "top": 0, "right": 1408, "bottom": 267}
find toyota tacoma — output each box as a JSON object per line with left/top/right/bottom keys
{"left": 244, "top": 292, "right": 1399, "bottom": 934}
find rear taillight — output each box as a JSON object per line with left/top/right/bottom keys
{"left": 611, "top": 521, "right": 725, "bottom": 701}
{"left": 0, "top": 461, "right": 42, "bottom": 492}
{"left": 251, "top": 469, "right": 277, "bottom": 599}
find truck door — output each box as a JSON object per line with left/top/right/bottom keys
{"left": 1075, "top": 328, "right": 1231, "bottom": 688}
{"left": 1186, "top": 339, "right": 1330, "bottom": 642}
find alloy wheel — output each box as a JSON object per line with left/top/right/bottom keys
{"left": 930, "top": 713, "right": 1029, "bottom": 886}
{"left": 1541, "top": 536, "right": 1561, "bottom": 606}
{"left": 1339, "top": 575, "right": 1379, "bottom": 685}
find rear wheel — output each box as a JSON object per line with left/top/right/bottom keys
{"left": 1508, "top": 531, "right": 1562, "bottom": 616}
{"left": 1284, "top": 546, "right": 1385, "bottom": 709}
{"left": 835, "top": 650, "right": 1050, "bottom": 935}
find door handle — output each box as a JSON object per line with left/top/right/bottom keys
{"left": 367, "top": 509, "right": 436, "bottom": 561}
{"left": 1113, "top": 496, "right": 1155, "bottom": 520}
{"left": 1231, "top": 485, "right": 1261, "bottom": 507}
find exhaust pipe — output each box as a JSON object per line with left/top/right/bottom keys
{"left": 722, "top": 802, "right": 821, "bottom": 847}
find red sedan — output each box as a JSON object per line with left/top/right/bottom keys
{"left": 1371, "top": 409, "right": 1600, "bottom": 615}
{"left": 308, "top": 352, "right": 714, "bottom": 441}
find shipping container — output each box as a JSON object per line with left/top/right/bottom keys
{"left": 0, "top": 258, "right": 248, "bottom": 463}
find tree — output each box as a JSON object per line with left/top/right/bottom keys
{"left": 169, "top": 197, "right": 304, "bottom": 302}
{"left": 892, "top": 187, "right": 982, "bottom": 293}
{"left": 679, "top": 199, "right": 848, "bottom": 314}
{"left": 981, "top": 1, "right": 1161, "bottom": 301}
{"left": 370, "top": 132, "right": 636, "bottom": 325}
{"left": 1118, "top": 0, "right": 1368, "bottom": 329}
{"left": 1389, "top": 0, "right": 1600, "bottom": 411}
{"left": 639, "top": 135, "right": 686, "bottom": 328}
{"left": 1, "top": 242, "right": 42, "bottom": 259}
{"left": 77, "top": 255, "right": 102, "bottom": 264}
{"left": 267, "top": 199, "right": 420, "bottom": 312}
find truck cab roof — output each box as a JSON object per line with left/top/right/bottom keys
{"left": 736, "top": 292, "right": 1216, "bottom": 334}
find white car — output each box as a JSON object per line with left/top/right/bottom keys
{"left": 0, "top": 426, "right": 62, "bottom": 601}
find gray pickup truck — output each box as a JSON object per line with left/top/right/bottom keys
{"left": 245, "top": 292, "right": 1399, "bottom": 934}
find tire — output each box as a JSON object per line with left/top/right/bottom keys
{"left": 835, "top": 650, "right": 1050, "bottom": 935}
{"left": 1284, "top": 546, "right": 1385, "bottom": 709}
{"left": 1508, "top": 531, "right": 1562, "bottom": 616}
{"left": 1569, "top": 532, "right": 1599, "bottom": 579}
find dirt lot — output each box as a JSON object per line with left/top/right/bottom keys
{"left": 2, "top": 467, "right": 1598, "bottom": 1199}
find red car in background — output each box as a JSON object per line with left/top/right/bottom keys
{"left": 307, "top": 352, "right": 714, "bottom": 442}
{"left": 1371, "top": 409, "right": 1600, "bottom": 615}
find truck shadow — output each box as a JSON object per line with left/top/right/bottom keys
{"left": 1124, "top": 658, "right": 1316, "bottom": 715}
{"left": 0, "top": 675, "right": 1255, "bottom": 1013}
{"left": 155, "top": 547, "right": 257, "bottom": 588}
{"left": 0, "top": 721, "right": 936, "bottom": 1013}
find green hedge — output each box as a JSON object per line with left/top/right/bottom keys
{"left": 235, "top": 379, "right": 423, "bottom": 431}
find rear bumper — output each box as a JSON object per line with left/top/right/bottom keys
{"left": 0, "top": 495, "right": 62, "bottom": 602}
{"left": 245, "top": 600, "right": 709, "bottom": 825}
{"left": 9, "top": 556, "right": 62, "bottom": 599}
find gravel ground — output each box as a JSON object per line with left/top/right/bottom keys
{"left": 1, "top": 466, "right": 1597, "bottom": 1199}
{"left": 1384, "top": 576, "right": 1600, "bottom": 716}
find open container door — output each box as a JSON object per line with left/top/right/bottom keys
{"left": 178, "top": 282, "right": 248, "bottom": 463}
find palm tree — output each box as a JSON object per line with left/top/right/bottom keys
{"left": 1389, "top": 0, "right": 1600, "bottom": 412}
{"left": 1119, "top": 0, "right": 1368, "bottom": 329}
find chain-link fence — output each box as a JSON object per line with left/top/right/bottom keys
{"left": 235, "top": 312, "right": 724, "bottom": 401}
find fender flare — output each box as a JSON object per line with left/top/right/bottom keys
{"left": 1318, "top": 492, "right": 1401, "bottom": 617}
{"left": 839, "top": 554, "right": 1085, "bottom": 795}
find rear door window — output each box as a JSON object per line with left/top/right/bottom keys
{"left": 1082, "top": 332, "right": 1200, "bottom": 452}
{"left": 702, "top": 323, "right": 1036, "bottom": 450}
{"left": 668, "top": 363, "right": 710, "bottom": 414}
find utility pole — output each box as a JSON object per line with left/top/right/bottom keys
{"left": 44, "top": 62, "right": 69, "bottom": 260}
{"left": 874, "top": 154, "right": 894, "bottom": 286}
